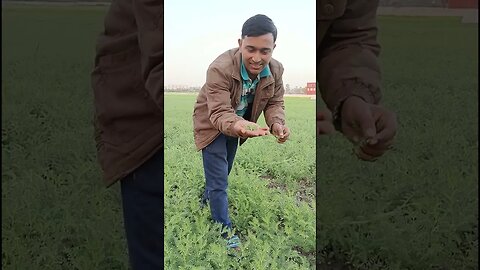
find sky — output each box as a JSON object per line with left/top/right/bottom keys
{"left": 165, "top": 0, "right": 316, "bottom": 88}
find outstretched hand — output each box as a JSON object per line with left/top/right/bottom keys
{"left": 233, "top": 120, "right": 269, "bottom": 138}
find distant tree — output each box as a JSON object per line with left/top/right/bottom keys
{"left": 285, "top": 84, "right": 291, "bottom": 93}
{"left": 291, "top": 86, "right": 305, "bottom": 94}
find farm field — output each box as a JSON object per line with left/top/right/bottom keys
{"left": 164, "top": 94, "right": 316, "bottom": 269}
{"left": 317, "top": 16, "right": 478, "bottom": 269}
{"left": 2, "top": 4, "right": 478, "bottom": 270}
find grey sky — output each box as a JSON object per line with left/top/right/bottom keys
{"left": 165, "top": 0, "right": 316, "bottom": 88}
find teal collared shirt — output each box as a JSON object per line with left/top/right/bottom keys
{"left": 236, "top": 60, "right": 271, "bottom": 117}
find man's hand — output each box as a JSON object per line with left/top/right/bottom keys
{"left": 340, "top": 96, "right": 397, "bottom": 161}
{"left": 271, "top": 123, "right": 290, "bottom": 143}
{"left": 317, "top": 108, "right": 335, "bottom": 135}
{"left": 233, "top": 120, "right": 269, "bottom": 138}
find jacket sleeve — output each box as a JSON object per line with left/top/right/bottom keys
{"left": 264, "top": 64, "right": 286, "bottom": 129}
{"left": 317, "top": 0, "right": 382, "bottom": 122}
{"left": 205, "top": 66, "right": 244, "bottom": 137}
{"left": 132, "top": 0, "right": 164, "bottom": 110}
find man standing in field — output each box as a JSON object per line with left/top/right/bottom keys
{"left": 91, "top": 1, "right": 163, "bottom": 269}
{"left": 193, "top": 14, "right": 289, "bottom": 250}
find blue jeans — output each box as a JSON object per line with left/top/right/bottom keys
{"left": 201, "top": 134, "right": 239, "bottom": 229}
{"left": 120, "top": 149, "right": 163, "bottom": 270}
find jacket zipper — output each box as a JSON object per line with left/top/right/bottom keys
{"left": 232, "top": 83, "right": 241, "bottom": 109}
{"left": 251, "top": 80, "right": 274, "bottom": 122}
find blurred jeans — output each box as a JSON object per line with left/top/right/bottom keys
{"left": 120, "top": 149, "right": 163, "bottom": 270}
{"left": 201, "top": 134, "right": 239, "bottom": 229}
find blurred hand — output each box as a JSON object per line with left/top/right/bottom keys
{"left": 233, "top": 120, "right": 269, "bottom": 138}
{"left": 317, "top": 108, "right": 335, "bottom": 135}
{"left": 271, "top": 123, "right": 290, "bottom": 143}
{"left": 340, "top": 96, "right": 397, "bottom": 161}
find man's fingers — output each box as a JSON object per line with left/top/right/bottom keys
{"left": 365, "top": 139, "right": 394, "bottom": 149}
{"left": 354, "top": 147, "right": 377, "bottom": 161}
{"left": 359, "top": 145, "right": 387, "bottom": 157}
{"left": 279, "top": 126, "right": 290, "bottom": 138}
{"left": 341, "top": 113, "right": 376, "bottom": 144}
{"left": 317, "top": 109, "right": 333, "bottom": 122}
{"left": 339, "top": 100, "right": 397, "bottom": 160}
{"left": 317, "top": 114, "right": 334, "bottom": 135}
{"left": 273, "top": 126, "right": 289, "bottom": 143}
{"left": 341, "top": 125, "right": 361, "bottom": 144}
{"left": 373, "top": 116, "right": 397, "bottom": 144}
{"left": 318, "top": 120, "right": 335, "bottom": 135}
{"left": 355, "top": 109, "right": 377, "bottom": 141}
{"left": 260, "top": 127, "right": 270, "bottom": 136}
{"left": 356, "top": 137, "right": 394, "bottom": 159}
{"left": 271, "top": 123, "right": 281, "bottom": 137}
{"left": 260, "top": 127, "right": 270, "bottom": 135}
{"left": 272, "top": 124, "right": 284, "bottom": 138}
{"left": 244, "top": 126, "right": 270, "bottom": 137}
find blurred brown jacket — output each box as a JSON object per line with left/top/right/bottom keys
{"left": 91, "top": 0, "right": 163, "bottom": 187}
{"left": 317, "top": 0, "right": 382, "bottom": 119}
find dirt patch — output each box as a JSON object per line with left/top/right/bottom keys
{"left": 293, "top": 245, "right": 315, "bottom": 257}
{"left": 266, "top": 180, "right": 287, "bottom": 191}
{"left": 295, "top": 178, "right": 315, "bottom": 204}
{"left": 292, "top": 246, "right": 316, "bottom": 267}
{"left": 261, "top": 173, "right": 288, "bottom": 191}
{"left": 260, "top": 173, "right": 274, "bottom": 180}
{"left": 262, "top": 175, "right": 315, "bottom": 204}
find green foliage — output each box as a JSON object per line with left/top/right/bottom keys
{"left": 317, "top": 16, "right": 478, "bottom": 270}
{"left": 2, "top": 4, "right": 129, "bottom": 270}
{"left": 2, "top": 5, "right": 477, "bottom": 270}
{"left": 164, "top": 94, "right": 316, "bottom": 269}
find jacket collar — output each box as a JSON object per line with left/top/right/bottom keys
{"left": 240, "top": 59, "right": 271, "bottom": 81}
{"left": 232, "top": 48, "right": 242, "bottom": 81}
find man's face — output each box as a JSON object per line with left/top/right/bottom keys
{"left": 238, "top": 33, "right": 276, "bottom": 78}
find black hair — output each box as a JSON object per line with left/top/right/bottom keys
{"left": 241, "top": 14, "right": 277, "bottom": 42}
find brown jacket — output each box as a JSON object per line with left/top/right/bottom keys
{"left": 317, "top": 0, "right": 382, "bottom": 122}
{"left": 193, "top": 48, "right": 286, "bottom": 150}
{"left": 91, "top": 0, "right": 164, "bottom": 187}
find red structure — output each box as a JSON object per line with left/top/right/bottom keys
{"left": 306, "top": 82, "right": 316, "bottom": 95}
{"left": 448, "top": 0, "right": 478, "bottom": 8}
